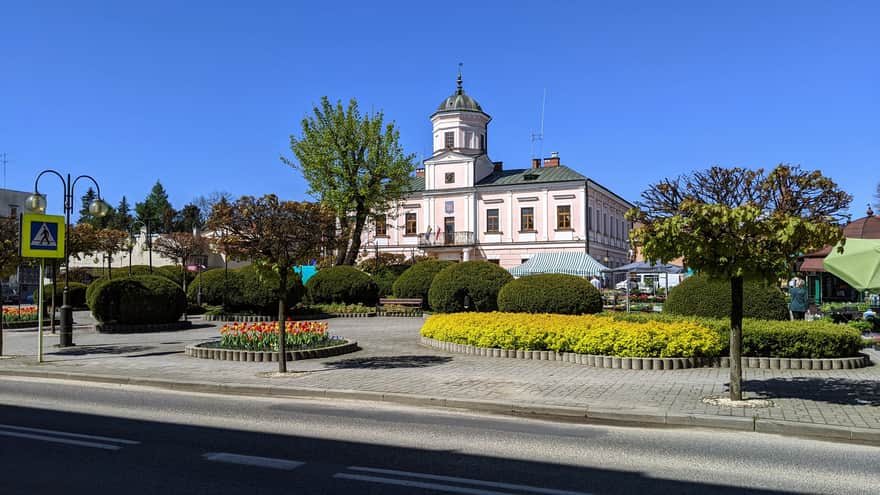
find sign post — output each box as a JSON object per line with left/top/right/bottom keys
{"left": 20, "top": 213, "right": 65, "bottom": 363}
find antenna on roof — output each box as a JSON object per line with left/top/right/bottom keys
{"left": 530, "top": 89, "right": 546, "bottom": 163}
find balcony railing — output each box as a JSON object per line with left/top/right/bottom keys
{"left": 418, "top": 231, "right": 475, "bottom": 248}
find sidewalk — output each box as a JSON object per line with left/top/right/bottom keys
{"left": 2, "top": 312, "right": 879, "bottom": 443}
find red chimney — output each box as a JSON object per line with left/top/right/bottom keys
{"left": 493, "top": 161, "right": 503, "bottom": 172}
{"left": 531, "top": 158, "right": 541, "bottom": 169}
{"left": 544, "top": 152, "right": 560, "bottom": 168}
{"left": 415, "top": 168, "right": 425, "bottom": 178}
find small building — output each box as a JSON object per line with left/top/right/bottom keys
{"left": 362, "top": 74, "right": 633, "bottom": 269}
{"left": 798, "top": 205, "right": 880, "bottom": 302}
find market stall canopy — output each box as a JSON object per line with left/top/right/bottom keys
{"left": 823, "top": 239, "right": 880, "bottom": 290}
{"left": 508, "top": 253, "right": 608, "bottom": 278}
{"left": 605, "top": 261, "right": 684, "bottom": 274}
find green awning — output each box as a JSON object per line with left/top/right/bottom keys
{"left": 508, "top": 252, "right": 608, "bottom": 278}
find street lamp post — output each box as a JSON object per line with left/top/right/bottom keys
{"left": 128, "top": 220, "right": 152, "bottom": 274}
{"left": 26, "top": 171, "right": 110, "bottom": 347}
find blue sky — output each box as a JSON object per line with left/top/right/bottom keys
{"left": 2, "top": 1, "right": 877, "bottom": 220}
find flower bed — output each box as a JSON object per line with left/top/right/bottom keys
{"left": 420, "top": 312, "right": 722, "bottom": 358}
{"left": 2, "top": 307, "right": 39, "bottom": 323}
{"left": 219, "top": 320, "right": 339, "bottom": 351}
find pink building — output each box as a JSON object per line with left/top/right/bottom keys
{"left": 365, "top": 75, "right": 633, "bottom": 270}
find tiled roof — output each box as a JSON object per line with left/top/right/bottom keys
{"left": 404, "top": 175, "right": 425, "bottom": 192}
{"left": 476, "top": 165, "right": 586, "bottom": 187}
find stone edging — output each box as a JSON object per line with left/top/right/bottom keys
{"left": 329, "top": 313, "right": 376, "bottom": 318}
{"left": 97, "top": 321, "right": 193, "bottom": 334}
{"left": 377, "top": 310, "right": 423, "bottom": 317}
{"left": 1, "top": 319, "right": 60, "bottom": 330}
{"left": 185, "top": 340, "right": 359, "bottom": 362}
{"left": 420, "top": 336, "right": 871, "bottom": 370}
{"left": 203, "top": 314, "right": 273, "bottom": 322}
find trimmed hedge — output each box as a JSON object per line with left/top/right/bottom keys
{"left": 428, "top": 261, "right": 514, "bottom": 313}
{"left": 34, "top": 282, "right": 88, "bottom": 309}
{"left": 91, "top": 275, "right": 186, "bottom": 324}
{"left": 497, "top": 274, "right": 602, "bottom": 315}
{"left": 420, "top": 312, "right": 722, "bottom": 358}
{"left": 370, "top": 265, "right": 410, "bottom": 298}
{"left": 86, "top": 276, "right": 111, "bottom": 310}
{"left": 306, "top": 266, "right": 378, "bottom": 305}
{"left": 186, "top": 265, "right": 304, "bottom": 314}
{"left": 392, "top": 260, "right": 454, "bottom": 309}
{"left": 154, "top": 265, "right": 196, "bottom": 288}
{"left": 665, "top": 274, "right": 788, "bottom": 320}
{"left": 609, "top": 313, "right": 865, "bottom": 358}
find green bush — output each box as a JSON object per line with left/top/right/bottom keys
{"left": 428, "top": 261, "right": 513, "bottom": 313}
{"left": 609, "top": 313, "right": 864, "bottom": 358}
{"left": 108, "top": 265, "right": 156, "bottom": 279}
{"left": 392, "top": 260, "right": 454, "bottom": 309}
{"left": 91, "top": 275, "right": 186, "bottom": 324}
{"left": 497, "top": 274, "right": 603, "bottom": 315}
{"left": 306, "top": 266, "right": 379, "bottom": 305}
{"left": 34, "top": 282, "right": 88, "bottom": 309}
{"left": 184, "top": 265, "right": 304, "bottom": 315}
{"left": 370, "top": 265, "right": 410, "bottom": 298}
{"left": 154, "top": 265, "right": 196, "bottom": 288}
{"left": 86, "top": 276, "right": 111, "bottom": 310}
{"left": 665, "top": 274, "right": 788, "bottom": 320}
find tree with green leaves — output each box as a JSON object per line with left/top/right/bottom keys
{"left": 135, "top": 180, "right": 176, "bottom": 233}
{"left": 283, "top": 97, "right": 416, "bottom": 265}
{"left": 68, "top": 224, "right": 100, "bottom": 261}
{"left": 174, "top": 203, "right": 203, "bottom": 233}
{"left": 0, "top": 214, "right": 22, "bottom": 355}
{"left": 628, "top": 164, "right": 851, "bottom": 401}
{"left": 152, "top": 231, "right": 209, "bottom": 295}
{"left": 78, "top": 188, "right": 115, "bottom": 228}
{"left": 113, "top": 196, "right": 134, "bottom": 231}
{"left": 207, "top": 194, "right": 336, "bottom": 372}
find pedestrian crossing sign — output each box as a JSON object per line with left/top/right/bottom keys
{"left": 20, "top": 213, "right": 65, "bottom": 258}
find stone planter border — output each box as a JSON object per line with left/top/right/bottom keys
{"left": 2, "top": 319, "right": 60, "bottom": 330}
{"left": 203, "top": 314, "right": 273, "bottom": 322}
{"left": 420, "top": 336, "right": 870, "bottom": 370}
{"left": 185, "top": 340, "right": 359, "bottom": 362}
{"left": 377, "top": 310, "right": 423, "bottom": 317}
{"left": 97, "top": 320, "right": 193, "bottom": 334}
{"left": 329, "top": 312, "right": 376, "bottom": 318}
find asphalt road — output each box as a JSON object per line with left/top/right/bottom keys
{"left": 0, "top": 376, "right": 877, "bottom": 495}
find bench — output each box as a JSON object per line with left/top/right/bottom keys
{"left": 378, "top": 298, "right": 423, "bottom": 309}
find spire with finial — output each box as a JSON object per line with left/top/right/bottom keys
{"left": 456, "top": 62, "right": 463, "bottom": 95}
{"left": 868, "top": 203, "right": 874, "bottom": 217}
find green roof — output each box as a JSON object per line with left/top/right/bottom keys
{"left": 404, "top": 175, "right": 425, "bottom": 192}
{"left": 477, "top": 165, "right": 586, "bottom": 186}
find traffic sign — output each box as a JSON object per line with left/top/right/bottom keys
{"left": 20, "top": 213, "right": 66, "bottom": 259}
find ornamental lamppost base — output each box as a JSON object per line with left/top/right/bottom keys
{"left": 59, "top": 303, "right": 74, "bottom": 347}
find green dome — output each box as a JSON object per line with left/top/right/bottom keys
{"left": 434, "top": 71, "right": 485, "bottom": 114}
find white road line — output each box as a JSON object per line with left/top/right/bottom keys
{"left": 334, "top": 473, "right": 516, "bottom": 495}
{"left": 0, "top": 430, "right": 122, "bottom": 450}
{"left": 202, "top": 452, "right": 305, "bottom": 470}
{"left": 346, "top": 466, "right": 593, "bottom": 495}
{"left": 0, "top": 423, "right": 140, "bottom": 445}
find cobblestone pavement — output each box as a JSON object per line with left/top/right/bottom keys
{"left": 2, "top": 312, "right": 879, "bottom": 433}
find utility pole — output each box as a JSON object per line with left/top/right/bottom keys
{"left": 1, "top": 153, "right": 7, "bottom": 188}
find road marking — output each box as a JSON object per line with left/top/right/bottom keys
{"left": 202, "top": 452, "right": 305, "bottom": 470}
{"left": 338, "top": 466, "right": 593, "bottom": 495}
{"left": 0, "top": 423, "right": 139, "bottom": 450}
{"left": 0, "top": 423, "right": 140, "bottom": 445}
{"left": 0, "top": 430, "right": 123, "bottom": 450}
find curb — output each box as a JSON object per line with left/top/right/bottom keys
{"left": 419, "top": 337, "right": 872, "bottom": 370}
{"left": 184, "top": 340, "right": 359, "bottom": 362}
{"left": 0, "top": 368, "right": 876, "bottom": 444}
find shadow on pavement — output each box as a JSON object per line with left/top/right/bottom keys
{"left": 744, "top": 377, "right": 880, "bottom": 406}
{"left": 48, "top": 345, "right": 155, "bottom": 357}
{"left": 325, "top": 355, "right": 452, "bottom": 369}
{"left": 123, "top": 350, "right": 183, "bottom": 358}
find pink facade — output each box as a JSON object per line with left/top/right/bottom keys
{"left": 363, "top": 76, "right": 633, "bottom": 270}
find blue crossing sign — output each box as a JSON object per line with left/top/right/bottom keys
{"left": 20, "top": 213, "right": 66, "bottom": 259}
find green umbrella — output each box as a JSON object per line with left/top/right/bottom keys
{"left": 823, "top": 238, "right": 880, "bottom": 290}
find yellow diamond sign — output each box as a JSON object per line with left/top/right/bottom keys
{"left": 20, "top": 213, "right": 66, "bottom": 259}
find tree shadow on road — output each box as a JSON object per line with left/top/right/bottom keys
{"left": 48, "top": 345, "right": 155, "bottom": 357}
{"left": 743, "top": 377, "right": 880, "bottom": 406}
{"left": 325, "top": 355, "right": 452, "bottom": 369}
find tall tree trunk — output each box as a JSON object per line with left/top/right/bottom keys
{"left": 344, "top": 209, "right": 367, "bottom": 265}
{"left": 729, "top": 275, "right": 744, "bottom": 401}
{"left": 334, "top": 215, "right": 348, "bottom": 266}
{"left": 277, "top": 268, "right": 288, "bottom": 373}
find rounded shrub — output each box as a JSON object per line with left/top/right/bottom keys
{"left": 109, "top": 265, "right": 156, "bottom": 279}
{"left": 154, "top": 265, "right": 196, "bottom": 288}
{"left": 91, "top": 275, "right": 186, "bottom": 324}
{"left": 34, "top": 282, "right": 88, "bottom": 309}
{"left": 665, "top": 274, "right": 788, "bottom": 320}
{"left": 187, "top": 265, "right": 304, "bottom": 314}
{"left": 392, "top": 260, "right": 454, "bottom": 308}
{"left": 497, "top": 273, "right": 602, "bottom": 315}
{"left": 86, "top": 276, "right": 111, "bottom": 310}
{"left": 428, "top": 261, "right": 514, "bottom": 313}
{"left": 306, "top": 266, "right": 378, "bottom": 305}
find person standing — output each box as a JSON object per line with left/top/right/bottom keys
{"left": 590, "top": 275, "right": 602, "bottom": 290}
{"left": 789, "top": 278, "right": 809, "bottom": 320}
